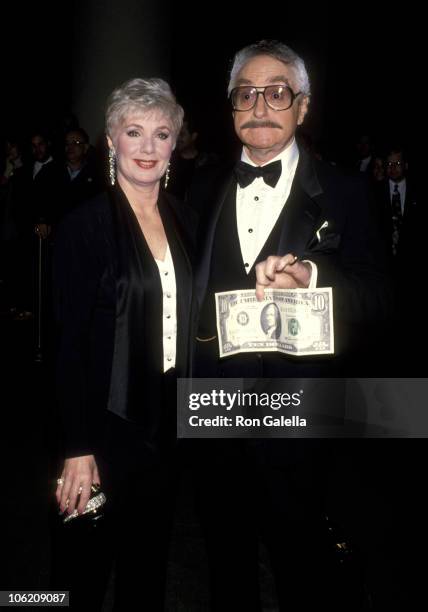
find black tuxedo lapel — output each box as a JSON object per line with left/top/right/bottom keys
{"left": 277, "top": 149, "right": 323, "bottom": 257}
{"left": 196, "top": 172, "right": 236, "bottom": 305}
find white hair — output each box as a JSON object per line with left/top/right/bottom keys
{"left": 105, "top": 78, "right": 184, "bottom": 138}
{"left": 228, "top": 40, "right": 311, "bottom": 97}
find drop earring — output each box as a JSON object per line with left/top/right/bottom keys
{"left": 164, "top": 162, "right": 171, "bottom": 189}
{"left": 108, "top": 148, "right": 116, "bottom": 186}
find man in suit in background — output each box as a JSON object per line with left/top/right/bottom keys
{"left": 193, "top": 40, "right": 391, "bottom": 611}
{"left": 6, "top": 131, "right": 62, "bottom": 318}
{"left": 62, "top": 127, "right": 103, "bottom": 216}
{"left": 374, "top": 145, "right": 419, "bottom": 259}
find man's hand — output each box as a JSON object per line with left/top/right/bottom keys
{"left": 56, "top": 455, "right": 100, "bottom": 516}
{"left": 255, "top": 254, "right": 312, "bottom": 300}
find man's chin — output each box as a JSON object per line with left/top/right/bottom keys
{"left": 243, "top": 142, "right": 286, "bottom": 161}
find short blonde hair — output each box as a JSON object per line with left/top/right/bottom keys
{"left": 106, "top": 78, "right": 184, "bottom": 138}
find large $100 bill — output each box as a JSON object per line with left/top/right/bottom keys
{"left": 215, "top": 288, "right": 334, "bottom": 358}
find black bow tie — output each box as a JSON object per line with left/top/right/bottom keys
{"left": 234, "top": 159, "right": 282, "bottom": 189}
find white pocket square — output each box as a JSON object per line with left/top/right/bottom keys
{"left": 316, "top": 220, "right": 329, "bottom": 242}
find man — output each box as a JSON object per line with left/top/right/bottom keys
{"left": 374, "top": 146, "right": 422, "bottom": 376}
{"left": 6, "top": 131, "right": 61, "bottom": 319}
{"left": 167, "top": 117, "right": 220, "bottom": 207}
{"left": 193, "top": 40, "right": 391, "bottom": 610}
{"left": 374, "top": 146, "right": 419, "bottom": 259}
{"left": 62, "top": 127, "right": 103, "bottom": 215}
{"left": 28, "top": 131, "right": 62, "bottom": 238}
{"left": 353, "top": 133, "right": 374, "bottom": 173}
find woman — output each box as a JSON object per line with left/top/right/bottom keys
{"left": 52, "top": 78, "right": 196, "bottom": 610}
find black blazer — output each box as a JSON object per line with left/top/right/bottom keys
{"left": 195, "top": 147, "right": 392, "bottom": 369}
{"left": 53, "top": 189, "right": 197, "bottom": 458}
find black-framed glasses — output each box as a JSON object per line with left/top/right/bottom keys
{"left": 230, "top": 85, "right": 302, "bottom": 111}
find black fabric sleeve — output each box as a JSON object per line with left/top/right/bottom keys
{"left": 52, "top": 210, "right": 104, "bottom": 458}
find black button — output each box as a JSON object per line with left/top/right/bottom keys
{"left": 244, "top": 263, "right": 249, "bottom": 268}
{"left": 164, "top": 272, "right": 168, "bottom": 276}
{"left": 254, "top": 196, "right": 259, "bottom": 201}
{"left": 166, "top": 315, "right": 171, "bottom": 319}
{"left": 248, "top": 228, "right": 253, "bottom": 233}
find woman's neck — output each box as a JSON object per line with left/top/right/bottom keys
{"left": 117, "top": 176, "right": 160, "bottom": 216}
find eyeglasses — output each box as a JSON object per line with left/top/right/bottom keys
{"left": 385, "top": 161, "right": 403, "bottom": 168}
{"left": 230, "top": 85, "right": 302, "bottom": 111}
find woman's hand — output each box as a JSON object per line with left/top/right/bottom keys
{"left": 56, "top": 455, "right": 100, "bottom": 516}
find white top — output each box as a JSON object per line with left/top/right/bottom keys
{"left": 236, "top": 139, "right": 317, "bottom": 288}
{"left": 389, "top": 178, "right": 406, "bottom": 215}
{"left": 154, "top": 244, "right": 177, "bottom": 372}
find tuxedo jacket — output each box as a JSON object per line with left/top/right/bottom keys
{"left": 194, "top": 147, "right": 392, "bottom": 377}
{"left": 12, "top": 160, "right": 63, "bottom": 227}
{"left": 53, "top": 188, "right": 197, "bottom": 458}
{"left": 61, "top": 162, "right": 104, "bottom": 219}
{"left": 373, "top": 178, "right": 421, "bottom": 261}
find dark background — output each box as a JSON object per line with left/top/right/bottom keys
{"left": 0, "top": 2, "right": 420, "bottom": 166}
{"left": 0, "top": 3, "right": 423, "bottom": 606}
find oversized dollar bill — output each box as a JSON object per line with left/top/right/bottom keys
{"left": 215, "top": 288, "right": 334, "bottom": 358}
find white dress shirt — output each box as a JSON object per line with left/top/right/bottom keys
{"left": 67, "top": 165, "right": 82, "bottom": 181}
{"left": 359, "top": 155, "right": 372, "bottom": 172}
{"left": 389, "top": 179, "right": 406, "bottom": 214}
{"left": 33, "top": 156, "right": 53, "bottom": 179}
{"left": 236, "top": 139, "right": 317, "bottom": 287}
{"left": 154, "top": 244, "right": 177, "bottom": 372}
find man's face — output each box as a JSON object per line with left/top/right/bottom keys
{"left": 65, "top": 131, "right": 88, "bottom": 165}
{"left": 385, "top": 152, "right": 406, "bottom": 182}
{"left": 232, "top": 55, "right": 309, "bottom": 162}
{"left": 177, "top": 121, "right": 197, "bottom": 153}
{"left": 31, "top": 135, "right": 50, "bottom": 162}
{"left": 356, "top": 136, "right": 371, "bottom": 159}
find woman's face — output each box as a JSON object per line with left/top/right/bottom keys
{"left": 108, "top": 110, "right": 175, "bottom": 189}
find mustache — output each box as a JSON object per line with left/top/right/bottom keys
{"left": 240, "top": 120, "right": 283, "bottom": 130}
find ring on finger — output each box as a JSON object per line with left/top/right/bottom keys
{"left": 57, "top": 478, "right": 64, "bottom": 486}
